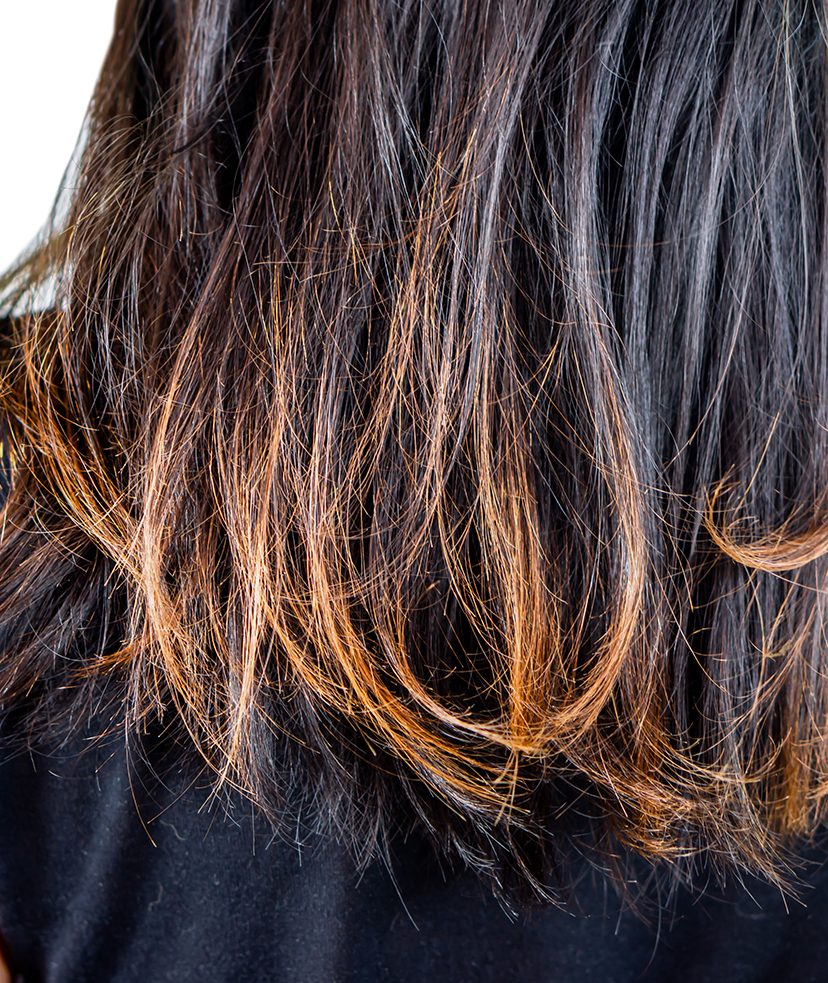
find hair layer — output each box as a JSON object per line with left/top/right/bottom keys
{"left": 3, "top": 0, "right": 828, "bottom": 899}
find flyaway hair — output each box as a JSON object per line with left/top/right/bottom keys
{"left": 2, "top": 0, "right": 828, "bottom": 902}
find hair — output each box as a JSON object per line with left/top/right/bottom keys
{"left": 1, "top": 0, "right": 828, "bottom": 903}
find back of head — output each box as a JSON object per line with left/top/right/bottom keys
{"left": 1, "top": 0, "right": 827, "bottom": 902}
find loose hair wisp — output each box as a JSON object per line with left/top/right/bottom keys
{"left": 2, "top": 0, "right": 828, "bottom": 900}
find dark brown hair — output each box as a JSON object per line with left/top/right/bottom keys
{"left": 2, "top": 0, "right": 828, "bottom": 901}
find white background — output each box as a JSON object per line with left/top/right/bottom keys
{"left": 0, "top": 1, "right": 119, "bottom": 273}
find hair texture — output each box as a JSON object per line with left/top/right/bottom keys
{"left": 2, "top": 0, "right": 828, "bottom": 902}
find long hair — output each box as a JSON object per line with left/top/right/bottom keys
{"left": 1, "top": 0, "right": 827, "bottom": 901}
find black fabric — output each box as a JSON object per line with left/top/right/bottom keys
{"left": 3, "top": 720, "right": 828, "bottom": 982}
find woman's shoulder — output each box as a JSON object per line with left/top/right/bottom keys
{"left": 2, "top": 720, "right": 828, "bottom": 983}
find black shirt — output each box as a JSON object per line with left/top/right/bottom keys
{"left": 3, "top": 718, "right": 828, "bottom": 982}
